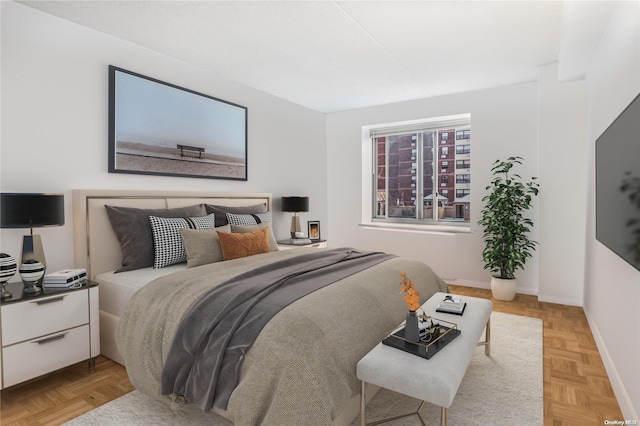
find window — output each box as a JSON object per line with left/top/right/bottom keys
{"left": 456, "top": 130, "right": 471, "bottom": 140}
{"left": 456, "top": 174, "right": 471, "bottom": 184}
{"left": 456, "top": 144, "right": 470, "bottom": 155}
{"left": 371, "top": 114, "right": 471, "bottom": 225}
{"left": 456, "top": 159, "right": 471, "bottom": 169}
{"left": 456, "top": 189, "right": 471, "bottom": 198}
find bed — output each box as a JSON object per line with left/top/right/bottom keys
{"left": 72, "top": 189, "right": 448, "bottom": 425}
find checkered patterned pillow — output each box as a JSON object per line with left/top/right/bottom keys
{"left": 149, "top": 213, "right": 215, "bottom": 269}
{"left": 225, "top": 212, "right": 272, "bottom": 226}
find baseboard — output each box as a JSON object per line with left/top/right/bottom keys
{"left": 537, "top": 293, "right": 583, "bottom": 307}
{"left": 444, "top": 278, "right": 490, "bottom": 290}
{"left": 583, "top": 306, "right": 638, "bottom": 421}
{"left": 445, "top": 278, "right": 538, "bottom": 296}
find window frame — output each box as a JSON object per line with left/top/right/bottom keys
{"left": 370, "top": 114, "right": 471, "bottom": 229}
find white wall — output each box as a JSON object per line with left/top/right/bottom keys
{"left": 326, "top": 83, "right": 541, "bottom": 294}
{"left": 583, "top": 1, "right": 640, "bottom": 420}
{"left": 0, "top": 2, "right": 327, "bottom": 276}
{"left": 537, "top": 63, "right": 587, "bottom": 306}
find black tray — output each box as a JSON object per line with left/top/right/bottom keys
{"left": 382, "top": 325, "right": 461, "bottom": 359}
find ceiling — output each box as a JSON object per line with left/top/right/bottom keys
{"left": 17, "top": 1, "right": 614, "bottom": 113}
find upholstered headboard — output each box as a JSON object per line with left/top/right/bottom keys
{"left": 72, "top": 189, "right": 272, "bottom": 280}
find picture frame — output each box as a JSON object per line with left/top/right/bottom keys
{"left": 108, "top": 65, "right": 248, "bottom": 181}
{"left": 308, "top": 220, "right": 321, "bottom": 241}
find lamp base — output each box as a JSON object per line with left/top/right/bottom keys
{"left": 0, "top": 282, "right": 12, "bottom": 299}
{"left": 22, "top": 234, "right": 46, "bottom": 290}
{"left": 290, "top": 215, "right": 301, "bottom": 239}
{"left": 23, "top": 281, "right": 41, "bottom": 295}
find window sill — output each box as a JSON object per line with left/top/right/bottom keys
{"left": 359, "top": 221, "right": 471, "bottom": 235}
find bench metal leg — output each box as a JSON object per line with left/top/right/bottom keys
{"left": 477, "top": 316, "right": 491, "bottom": 356}
{"left": 361, "top": 381, "right": 366, "bottom": 426}
{"left": 360, "top": 381, "right": 428, "bottom": 426}
{"left": 485, "top": 316, "right": 491, "bottom": 355}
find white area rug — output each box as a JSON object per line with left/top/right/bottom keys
{"left": 65, "top": 312, "right": 542, "bottom": 426}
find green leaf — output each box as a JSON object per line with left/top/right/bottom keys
{"left": 478, "top": 157, "right": 539, "bottom": 278}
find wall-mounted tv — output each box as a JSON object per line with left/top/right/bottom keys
{"left": 595, "top": 92, "right": 640, "bottom": 272}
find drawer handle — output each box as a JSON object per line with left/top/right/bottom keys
{"left": 33, "top": 333, "right": 67, "bottom": 345}
{"left": 32, "top": 296, "right": 66, "bottom": 305}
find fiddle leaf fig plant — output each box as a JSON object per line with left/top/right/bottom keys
{"left": 478, "top": 157, "right": 539, "bottom": 279}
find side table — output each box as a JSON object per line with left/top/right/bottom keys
{"left": 356, "top": 292, "right": 492, "bottom": 426}
{"left": 0, "top": 280, "right": 100, "bottom": 389}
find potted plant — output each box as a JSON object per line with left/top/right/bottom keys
{"left": 478, "top": 157, "right": 539, "bottom": 301}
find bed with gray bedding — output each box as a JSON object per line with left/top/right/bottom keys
{"left": 115, "top": 247, "right": 447, "bottom": 425}
{"left": 72, "top": 190, "right": 448, "bottom": 425}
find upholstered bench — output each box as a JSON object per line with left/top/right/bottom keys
{"left": 357, "top": 292, "right": 493, "bottom": 426}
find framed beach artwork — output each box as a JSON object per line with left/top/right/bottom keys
{"left": 108, "top": 65, "right": 248, "bottom": 181}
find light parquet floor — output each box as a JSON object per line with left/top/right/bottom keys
{"left": 0, "top": 286, "right": 624, "bottom": 425}
{"left": 449, "top": 285, "right": 624, "bottom": 426}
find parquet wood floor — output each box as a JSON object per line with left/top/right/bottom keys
{"left": 0, "top": 286, "right": 624, "bottom": 425}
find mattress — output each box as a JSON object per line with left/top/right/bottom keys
{"left": 96, "top": 264, "right": 186, "bottom": 318}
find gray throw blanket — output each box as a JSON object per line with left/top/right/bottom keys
{"left": 160, "top": 248, "right": 395, "bottom": 413}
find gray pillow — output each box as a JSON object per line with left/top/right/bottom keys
{"left": 205, "top": 203, "right": 267, "bottom": 227}
{"left": 180, "top": 225, "right": 231, "bottom": 268}
{"left": 105, "top": 204, "right": 207, "bottom": 272}
{"left": 230, "top": 223, "right": 279, "bottom": 252}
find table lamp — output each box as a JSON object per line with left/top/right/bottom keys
{"left": 281, "top": 196, "right": 309, "bottom": 238}
{"left": 0, "top": 193, "right": 65, "bottom": 293}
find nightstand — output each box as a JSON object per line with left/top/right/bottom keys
{"left": 277, "top": 239, "right": 328, "bottom": 250}
{"left": 0, "top": 281, "right": 99, "bottom": 389}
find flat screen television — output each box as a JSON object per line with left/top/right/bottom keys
{"left": 595, "top": 92, "right": 640, "bottom": 272}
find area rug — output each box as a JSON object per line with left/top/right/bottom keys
{"left": 64, "top": 312, "right": 542, "bottom": 426}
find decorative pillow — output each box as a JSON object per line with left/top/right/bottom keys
{"left": 230, "top": 223, "right": 279, "bottom": 252}
{"left": 205, "top": 203, "right": 268, "bottom": 227}
{"left": 225, "top": 212, "right": 272, "bottom": 226}
{"left": 105, "top": 204, "right": 207, "bottom": 272}
{"left": 180, "top": 224, "right": 231, "bottom": 268}
{"left": 149, "top": 214, "right": 215, "bottom": 269}
{"left": 217, "top": 227, "right": 270, "bottom": 261}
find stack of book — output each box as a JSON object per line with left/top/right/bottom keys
{"left": 289, "top": 238, "right": 312, "bottom": 245}
{"left": 436, "top": 294, "right": 466, "bottom": 315}
{"left": 43, "top": 269, "right": 87, "bottom": 290}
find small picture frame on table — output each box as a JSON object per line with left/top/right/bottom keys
{"left": 308, "top": 221, "right": 321, "bottom": 241}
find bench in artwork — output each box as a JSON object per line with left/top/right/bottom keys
{"left": 177, "top": 144, "right": 205, "bottom": 159}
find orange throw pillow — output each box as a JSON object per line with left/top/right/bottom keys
{"left": 217, "top": 227, "right": 270, "bottom": 260}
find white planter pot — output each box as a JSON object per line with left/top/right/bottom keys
{"left": 490, "top": 276, "right": 517, "bottom": 301}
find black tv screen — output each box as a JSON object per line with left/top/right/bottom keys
{"left": 595, "top": 92, "right": 640, "bottom": 272}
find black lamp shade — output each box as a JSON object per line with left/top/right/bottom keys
{"left": 281, "top": 196, "right": 309, "bottom": 213}
{"left": 0, "top": 193, "right": 65, "bottom": 228}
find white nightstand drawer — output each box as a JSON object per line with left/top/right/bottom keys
{"left": 1, "top": 290, "right": 88, "bottom": 346}
{"left": 3, "top": 324, "right": 90, "bottom": 388}
{"left": 277, "top": 240, "right": 328, "bottom": 250}
{"left": 309, "top": 241, "right": 328, "bottom": 248}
